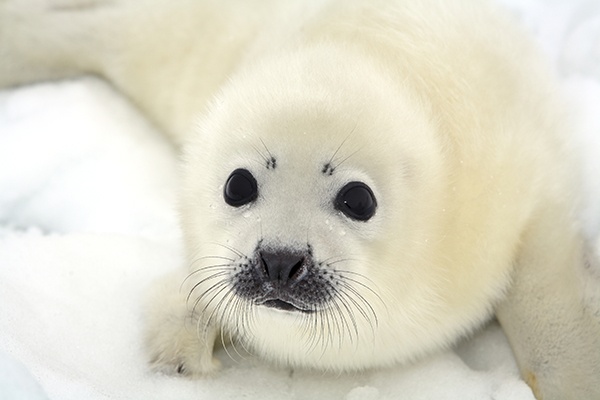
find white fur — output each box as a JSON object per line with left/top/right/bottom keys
{"left": 2, "top": 0, "right": 599, "bottom": 398}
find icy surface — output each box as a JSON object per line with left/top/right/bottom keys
{"left": 0, "top": 1, "right": 598, "bottom": 399}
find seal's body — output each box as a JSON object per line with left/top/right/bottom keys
{"left": 2, "top": 1, "right": 599, "bottom": 398}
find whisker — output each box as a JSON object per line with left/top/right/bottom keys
{"left": 334, "top": 270, "right": 386, "bottom": 311}
{"left": 334, "top": 273, "right": 380, "bottom": 328}
{"left": 325, "top": 295, "right": 347, "bottom": 350}
{"left": 313, "top": 311, "right": 329, "bottom": 359}
{"left": 201, "top": 285, "right": 232, "bottom": 325}
{"left": 220, "top": 292, "right": 253, "bottom": 361}
{"left": 225, "top": 298, "right": 250, "bottom": 361}
{"left": 259, "top": 138, "right": 275, "bottom": 162}
{"left": 322, "top": 303, "right": 336, "bottom": 352}
{"left": 205, "top": 242, "right": 245, "bottom": 258}
{"left": 332, "top": 147, "right": 362, "bottom": 170}
{"left": 215, "top": 291, "right": 242, "bottom": 364}
{"left": 307, "top": 307, "right": 325, "bottom": 355}
{"left": 190, "top": 255, "right": 236, "bottom": 264}
{"left": 250, "top": 143, "right": 270, "bottom": 165}
{"left": 237, "top": 301, "right": 256, "bottom": 357}
{"left": 188, "top": 263, "right": 234, "bottom": 275}
{"left": 333, "top": 269, "right": 377, "bottom": 285}
{"left": 186, "top": 271, "right": 230, "bottom": 304}
{"left": 181, "top": 263, "right": 233, "bottom": 291}
{"left": 191, "top": 279, "right": 229, "bottom": 316}
{"left": 327, "top": 130, "right": 353, "bottom": 168}
{"left": 337, "top": 282, "right": 376, "bottom": 332}
{"left": 323, "top": 120, "right": 361, "bottom": 174}
{"left": 325, "top": 258, "right": 360, "bottom": 266}
{"left": 194, "top": 281, "right": 229, "bottom": 343}
{"left": 331, "top": 285, "right": 359, "bottom": 344}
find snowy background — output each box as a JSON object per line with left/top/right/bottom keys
{"left": 1, "top": 1, "right": 599, "bottom": 399}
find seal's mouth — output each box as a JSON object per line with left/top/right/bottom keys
{"left": 259, "top": 298, "right": 313, "bottom": 313}
{"left": 233, "top": 247, "right": 329, "bottom": 314}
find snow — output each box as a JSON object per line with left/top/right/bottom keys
{"left": 0, "top": 1, "right": 598, "bottom": 399}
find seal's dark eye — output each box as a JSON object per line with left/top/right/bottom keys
{"left": 335, "top": 181, "right": 377, "bottom": 221}
{"left": 224, "top": 168, "right": 258, "bottom": 207}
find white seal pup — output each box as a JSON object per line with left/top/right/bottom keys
{"left": 1, "top": 1, "right": 599, "bottom": 398}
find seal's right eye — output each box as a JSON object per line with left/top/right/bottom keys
{"left": 224, "top": 168, "right": 258, "bottom": 207}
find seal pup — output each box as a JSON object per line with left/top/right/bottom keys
{"left": 1, "top": 1, "right": 599, "bottom": 398}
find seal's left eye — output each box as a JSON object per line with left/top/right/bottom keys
{"left": 335, "top": 181, "right": 377, "bottom": 221}
{"left": 224, "top": 168, "right": 258, "bottom": 207}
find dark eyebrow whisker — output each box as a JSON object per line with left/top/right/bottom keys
{"left": 259, "top": 138, "right": 273, "bottom": 160}
{"left": 327, "top": 133, "right": 351, "bottom": 169}
{"left": 323, "top": 120, "right": 360, "bottom": 174}
{"left": 332, "top": 147, "right": 363, "bottom": 170}
{"left": 250, "top": 143, "right": 270, "bottom": 165}
{"left": 258, "top": 138, "right": 276, "bottom": 169}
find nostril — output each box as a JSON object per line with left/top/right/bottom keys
{"left": 260, "top": 250, "right": 306, "bottom": 285}
{"left": 260, "top": 254, "right": 270, "bottom": 277}
{"left": 289, "top": 258, "right": 304, "bottom": 280}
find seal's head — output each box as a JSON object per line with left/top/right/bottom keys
{"left": 179, "top": 44, "right": 510, "bottom": 370}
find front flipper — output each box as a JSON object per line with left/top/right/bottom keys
{"left": 144, "top": 271, "right": 221, "bottom": 376}
{"left": 496, "top": 212, "right": 600, "bottom": 400}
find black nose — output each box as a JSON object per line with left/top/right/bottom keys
{"left": 260, "top": 251, "right": 305, "bottom": 285}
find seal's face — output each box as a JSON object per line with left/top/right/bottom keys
{"left": 179, "top": 46, "right": 506, "bottom": 370}
{"left": 223, "top": 166, "right": 379, "bottom": 316}
{"left": 182, "top": 99, "right": 396, "bottom": 366}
